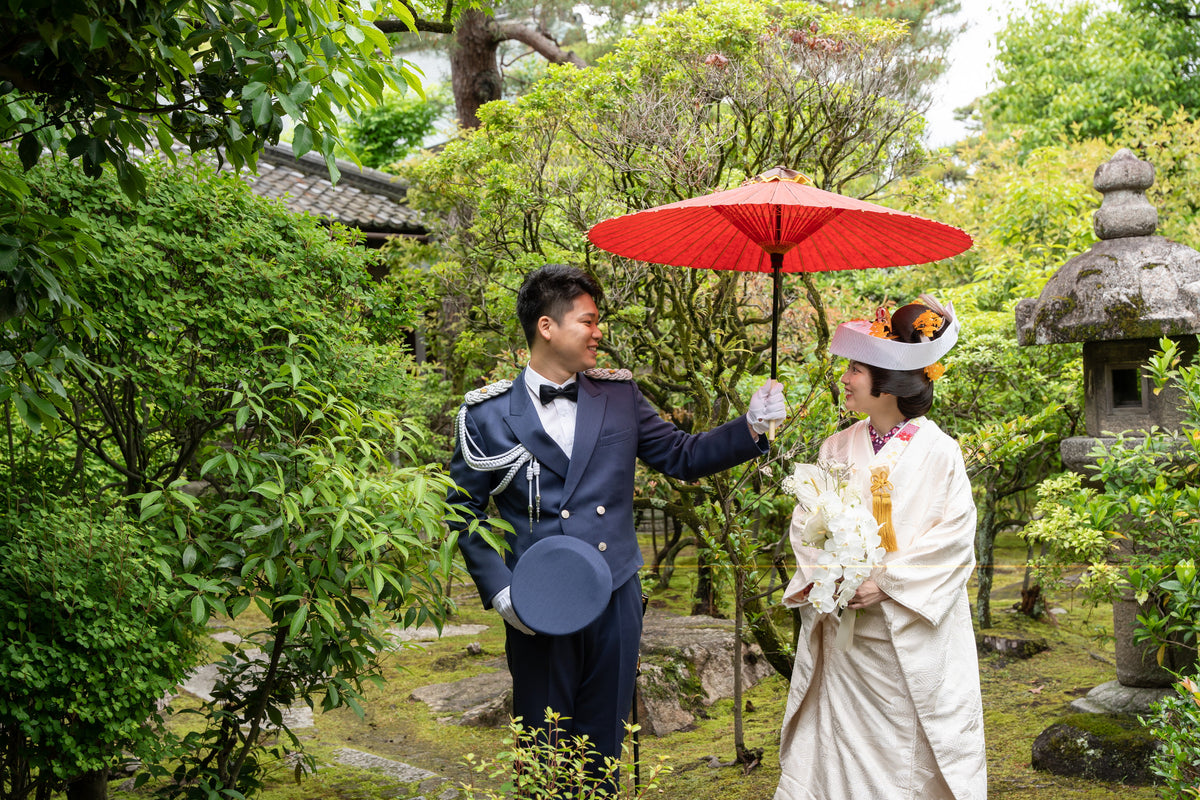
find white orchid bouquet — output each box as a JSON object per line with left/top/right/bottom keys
{"left": 782, "top": 461, "right": 885, "bottom": 647}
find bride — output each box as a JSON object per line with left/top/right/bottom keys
{"left": 774, "top": 297, "right": 987, "bottom": 800}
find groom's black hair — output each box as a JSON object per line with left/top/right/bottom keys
{"left": 516, "top": 264, "right": 605, "bottom": 348}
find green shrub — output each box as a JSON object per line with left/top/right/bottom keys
{"left": 344, "top": 91, "right": 448, "bottom": 169}
{"left": 0, "top": 505, "right": 201, "bottom": 799}
{"left": 458, "top": 711, "right": 669, "bottom": 800}
{"left": 1143, "top": 673, "right": 1200, "bottom": 797}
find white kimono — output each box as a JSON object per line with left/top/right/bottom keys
{"left": 774, "top": 418, "right": 987, "bottom": 800}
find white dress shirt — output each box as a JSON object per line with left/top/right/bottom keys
{"left": 525, "top": 367, "right": 577, "bottom": 458}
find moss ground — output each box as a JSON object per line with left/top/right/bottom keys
{"left": 116, "top": 531, "right": 1160, "bottom": 800}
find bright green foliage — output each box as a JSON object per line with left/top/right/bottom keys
{"left": 0, "top": 153, "right": 470, "bottom": 796}
{"left": 138, "top": 342, "right": 470, "bottom": 798}
{"left": 344, "top": 90, "right": 449, "bottom": 169}
{"left": 0, "top": 506, "right": 202, "bottom": 800}
{"left": 458, "top": 712, "right": 669, "bottom": 799}
{"left": 984, "top": 0, "right": 1200, "bottom": 149}
{"left": 1021, "top": 472, "right": 1114, "bottom": 592}
{"left": 0, "top": 0, "right": 421, "bottom": 435}
{"left": 1115, "top": 103, "right": 1200, "bottom": 244}
{"left": 1143, "top": 673, "right": 1200, "bottom": 798}
{"left": 930, "top": 137, "right": 1106, "bottom": 311}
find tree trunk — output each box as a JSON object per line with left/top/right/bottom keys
{"left": 692, "top": 550, "right": 720, "bottom": 617}
{"left": 65, "top": 769, "right": 108, "bottom": 800}
{"left": 975, "top": 493, "right": 997, "bottom": 628}
{"left": 732, "top": 568, "right": 745, "bottom": 756}
{"left": 1018, "top": 542, "right": 1045, "bottom": 618}
{"left": 449, "top": 9, "right": 502, "bottom": 129}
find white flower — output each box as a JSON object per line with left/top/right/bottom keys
{"left": 785, "top": 461, "right": 888, "bottom": 622}
{"left": 814, "top": 489, "right": 845, "bottom": 516}
{"left": 808, "top": 573, "right": 839, "bottom": 613}
{"left": 789, "top": 463, "right": 839, "bottom": 510}
{"left": 801, "top": 513, "right": 829, "bottom": 546}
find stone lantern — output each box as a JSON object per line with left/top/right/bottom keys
{"left": 1015, "top": 148, "right": 1200, "bottom": 712}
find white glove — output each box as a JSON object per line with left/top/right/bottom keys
{"left": 491, "top": 586, "right": 536, "bottom": 635}
{"left": 747, "top": 379, "right": 786, "bottom": 434}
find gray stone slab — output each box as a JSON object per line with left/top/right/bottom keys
{"left": 180, "top": 663, "right": 221, "bottom": 702}
{"left": 411, "top": 670, "right": 513, "bottom": 714}
{"left": 179, "top": 651, "right": 313, "bottom": 729}
{"left": 210, "top": 631, "right": 244, "bottom": 646}
{"left": 1068, "top": 679, "right": 1173, "bottom": 715}
{"left": 333, "top": 748, "right": 440, "bottom": 784}
{"left": 388, "top": 624, "right": 490, "bottom": 644}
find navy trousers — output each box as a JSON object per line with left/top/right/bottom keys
{"left": 504, "top": 575, "right": 644, "bottom": 769}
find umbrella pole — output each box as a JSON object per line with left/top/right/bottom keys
{"left": 768, "top": 251, "right": 783, "bottom": 440}
{"left": 770, "top": 252, "right": 782, "bottom": 380}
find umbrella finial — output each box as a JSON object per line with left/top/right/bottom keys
{"left": 743, "top": 167, "right": 814, "bottom": 187}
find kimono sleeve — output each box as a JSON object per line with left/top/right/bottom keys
{"left": 873, "top": 442, "right": 976, "bottom": 628}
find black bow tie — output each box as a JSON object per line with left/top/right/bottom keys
{"left": 539, "top": 382, "right": 579, "bottom": 405}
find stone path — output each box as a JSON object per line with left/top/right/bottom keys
{"left": 173, "top": 612, "right": 769, "bottom": 793}
{"left": 407, "top": 611, "right": 775, "bottom": 737}
{"left": 333, "top": 748, "right": 458, "bottom": 799}
{"left": 174, "top": 621, "right": 493, "bottom": 796}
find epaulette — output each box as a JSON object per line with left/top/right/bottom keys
{"left": 463, "top": 379, "right": 513, "bottom": 407}
{"left": 584, "top": 367, "right": 633, "bottom": 381}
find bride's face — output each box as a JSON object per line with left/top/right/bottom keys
{"left": 840, "top": 361, "right": 897, "bottom": 418}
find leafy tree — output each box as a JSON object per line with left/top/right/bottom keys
{"left": 383, "top": 0, "right": 961, "bottom": 128}
{"left": 0, "top": 0, "right": 420, "bottom": 186}
{"left": 0, "top": 0, "right": 421, "bottom": 433}
{"left": 141, "top": 349, "right": 465, "bottom": 799}
{"left": 0, "top": 506, "right": 202, "bottom": 800}
{"left": 401, "top": 1, "right": 936, "bottom": 765}
{"left": 830, "top": 0, "right": 964, "bottom": 97}
{"left": 983, "top": 0, "right": 1200, "bottom": 149}
{"left": 344, "top": 90, "right": 450, "bottom": 168}
{"left": 1, "top": 153, "right": 470, "bottom": 799}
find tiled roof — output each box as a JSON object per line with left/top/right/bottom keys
{"left": 242, "top": 143, "right": 426, "bottom": 236}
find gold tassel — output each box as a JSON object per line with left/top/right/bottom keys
{"left": 870, "top": 467, "right": 899, "bottom": 552}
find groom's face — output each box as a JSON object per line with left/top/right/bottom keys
{"left": 539, "top": 293, "right": 602, "bottom": 376}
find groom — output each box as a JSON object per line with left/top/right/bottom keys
{"left": 447, "top": 263, "right": 785, "bottom": 775}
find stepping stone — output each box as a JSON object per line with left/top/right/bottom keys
{"left": 388, "top": 624, "right": 490, "bottom": 645}
{"left": 333, "top": 748, "right": 455, "bottom": 798}
{"left": 411, "top": 668, "right": 513, "bottom": 728}
{"left": 179, "top": 651, "right": 313, "bottom": 729}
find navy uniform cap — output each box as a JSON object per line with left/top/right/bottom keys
{"left": 510, "top": 536, "right": 613, "bottom": 636}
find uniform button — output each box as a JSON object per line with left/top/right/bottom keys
{"left": 596, "top": 505, "right": 606, "bottom": 516}
{"left": 560, "top": 509, "right": 570, "bottom": 519}
{"left": 598, "top": 542, "right": 608, "bottom": 552}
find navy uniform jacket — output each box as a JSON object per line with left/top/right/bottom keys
{"left": 449, "top": 367, "right": 768, "bottom": 608}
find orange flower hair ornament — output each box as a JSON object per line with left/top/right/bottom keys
{"left": 924, "top": 362, "right": 946, "bottom": 382}
{"left": 913, "top": 310, "right": 944, "bottom": 338}
{"left": 868, "top": 307, "right": 895, "bottom": 340}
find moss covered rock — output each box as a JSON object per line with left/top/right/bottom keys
{"left": 1031, "top": 713, "right": 1162, "bottom": 784}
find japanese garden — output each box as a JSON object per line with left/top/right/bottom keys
{"left": 1, "top": 1, "right": 1199, "bottom": 799}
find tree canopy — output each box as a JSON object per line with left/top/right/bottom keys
{"left": 983, "top": 0, "right": 1200, "bottom": 147}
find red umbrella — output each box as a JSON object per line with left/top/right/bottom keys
{"left": 587, "top": 168, "right": 973, "bottom": 379}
